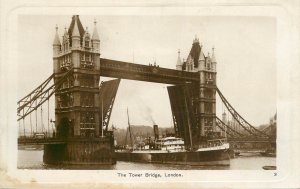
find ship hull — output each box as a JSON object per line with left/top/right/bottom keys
{"left": 116, "top": 148, "right": 230, "bottom": 166}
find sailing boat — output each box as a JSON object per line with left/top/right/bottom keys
{"left": 115, "top": 109, "right": 230, "bottom": 166}
{"left": 119, "top": 108, "right": 134, "bottom": 151}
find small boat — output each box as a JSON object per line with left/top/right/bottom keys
{"left": 262, "top": 166, "right": 276, "bottom": 170}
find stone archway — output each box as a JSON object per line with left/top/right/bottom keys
{"left": 57, "top": 117, "right": 70, "bottom": 139}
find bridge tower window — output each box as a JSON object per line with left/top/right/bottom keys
{"left": 81, "top": 92, "right": 94, "bottom": 107}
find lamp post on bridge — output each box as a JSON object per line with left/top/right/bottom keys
{"left": 50, "top": 119, "right": 55, "bottom": 138}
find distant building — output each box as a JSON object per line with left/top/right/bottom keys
{"left": 219, "top": 112, "right": 228, "bottom": 137}
{"left": 228, "top": 117, "right": 240, "bottom": 133}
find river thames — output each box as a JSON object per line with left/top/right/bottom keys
{"left": 18, "top": 149, "right": 276, "bottom": 170}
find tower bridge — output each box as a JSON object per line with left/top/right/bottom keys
{"left": 17, "top": 15, "right": 276, "bottom": 165}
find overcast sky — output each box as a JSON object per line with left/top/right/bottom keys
{"left": 18, "top": 15, "right": 276, "bottom": 131}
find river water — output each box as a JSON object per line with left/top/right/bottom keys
{"left": 17, "top": 149, "right": 276, "bottom": 170}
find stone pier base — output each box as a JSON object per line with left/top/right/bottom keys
{"left": 43, "top": 137, "right": 116, "bottom": 166}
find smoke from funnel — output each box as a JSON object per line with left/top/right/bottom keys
{"left": 139, "top": 105, "right": 156, "bottom": 125}
{"left": 151, "top": 116, "right": 156, "bottom": 125}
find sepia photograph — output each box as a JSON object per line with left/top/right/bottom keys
{"left": 1, "top": 1, "right": 300, "bottom": 188}
{"left": 17, "top": 14, "right": 276, "bottom": 170}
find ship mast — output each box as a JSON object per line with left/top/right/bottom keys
{"left": 127, "top": 108, "right": 134, "bottom": 149}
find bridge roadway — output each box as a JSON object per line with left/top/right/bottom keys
{"left": 18, "top": 137, "right": 111, "bottom": 145}
{"left": 18, "top": 137, "right": 65, "bottom": 145}
{"left": 18, "top": 136, "right": 275, "bottom": 145}
{"left": 228, "top": 137, "right": 276, "bottom": 143}
{"left": 99, "top": 58, "right": 200, "bottom": 84}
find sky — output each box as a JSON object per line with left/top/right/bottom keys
{"left": 18, "top": 15, "right": 276, "bottom": 132}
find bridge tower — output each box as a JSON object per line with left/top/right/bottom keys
{"left": 179, "top": 36, "right": 217, "bottom": 144}
{"left": 53, "top": 15, "right": 101, "bottom": 138}
{"left": 44, "top": 15, "right": 115, "bottom": 165}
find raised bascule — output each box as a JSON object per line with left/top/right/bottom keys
{"left": 17, "top": 15, "right": 276, "bottom": 166}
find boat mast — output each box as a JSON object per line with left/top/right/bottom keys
{"left": 127, "top": 108, "right": 134, "bottom": 148}
{"left": 124, "top": 125, "right": 128, "bottom": 147}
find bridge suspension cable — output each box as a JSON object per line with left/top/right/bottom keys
{"left": 47, "top": 92, "right": 50, "bottom": 137}
{"left": 18, "top": 119, "right": 21, "bottom": 136}
{"left": 18, "top": 74, "right": 54, "bottom": 111}
{"left": 22, "top": 116, "right": 25, "bottom": 137}
{"left": 215, "top": 116, "right": 244, "bottom": 138}
{"left": 17, "top": 68, "right": 74, "bottom": 121}
{"left": 262, "top": 125, "right": 272, "bottom": 133}
{"left": 216, "top": 87, "right": 269, "bottom": 138}
{"left": 35, "top": 101, "right": 37, "bottom": 132}
{"left": 30, "top": 113, "right": 33, "bottom": 137}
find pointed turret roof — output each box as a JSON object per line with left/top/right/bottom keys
{"left": 63, "top": 27, "right": 70, "bottom": 41}
{"left": 206, "top": 52, "right": 211, "bottom": 62}
{"left": 53, "top": 25, "right": 61, "bottom": 45}
{"left": 176, "top": 49, "right": 182, "bottom": 66}
{"left": 72, "top": 19, "right": 80, "bottom": 37}
{"left": 199, "top": 50, "right": 205, "bottom": 61}
{"left": 92, "top": 19, "right": 100, "bottom": 41}
{"left": 83, "top": 27, "right": 91, "bottom": 38}
{"left": 68, "top": 15, "right": 85, "bottom": 38}
{"left": 211, "top": 47, "right": 216, "bottom": 63}
{"left": 193, "top": 34, "right": 199, "bottom": 44}
{"left": 187, "top": 37, "right": 201, "bottom": 68}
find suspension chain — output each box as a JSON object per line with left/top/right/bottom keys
{"left": 216, "top": 87, "right": 269, "bottom": 138}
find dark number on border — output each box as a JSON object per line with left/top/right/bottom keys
{"left": 274, "top": 172, "right": 277, "bottom": 176}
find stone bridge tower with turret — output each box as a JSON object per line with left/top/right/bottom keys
{"left": 175, "top": 36, "right": 217, "bottom": 146}
{"left": 45, "top": 15, "right": 115, "bottom": 165}
{"left": 53, "top": 15, "right": 101, "bottom": 138}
